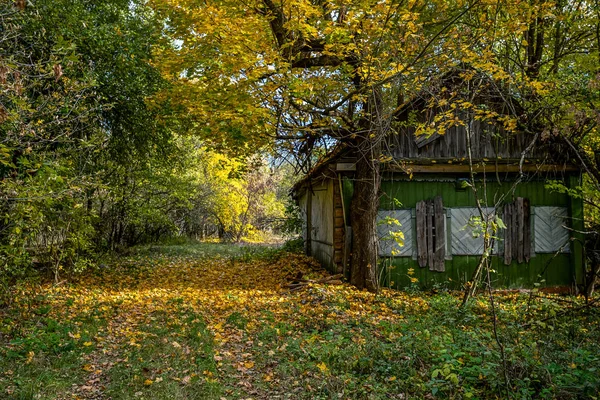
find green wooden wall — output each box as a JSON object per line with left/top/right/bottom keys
{"left": 371, "top": 174, "right": 583, "bottom": 290}
{"left": 379, "top": 176, "right": 570, "bottom": 209}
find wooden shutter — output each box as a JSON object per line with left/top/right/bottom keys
{"left": 416, "top": 196, "right": 446, "bottom": 271}
{"left": 503, "top": 197, "right": 531, "bottom": 265}
{"left": 416, "top": 200, "right": 428, "bottom": 268}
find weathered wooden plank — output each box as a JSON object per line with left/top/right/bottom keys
{"left": 523, "top": 198, "right": 531, "bottom": 262}
{"left": 433, "top": 196, "right": 445, "bottom": 272}
{"left": 451, "top": 208, "right": 494, "bottom": 255}
{"left": 416, "top": 200, "right": 427, "bottom": 268}
{"left": 517, "top": 197, "right": 524, "bottom": 263}
{"left": 503, "top": 203, "right": 512, "bottom": 265}
{"left": 385, "top": 164, "right": 579, "bottom": 174}
{"left": 534, "top": 207, "right": 571, "bottom": 253}
{"left": 390, "top": 121, "right": 554, "bottom": 161}
{"left": 415, "top": 131, "right": 441, "bottom": 148}
{"left": 427, "top": 200, "right": 435, "bottom": 271}
{"left": 511, "top": 201, "right": 518, "bottom": 263}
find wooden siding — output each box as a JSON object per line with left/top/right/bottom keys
{"left": 298, "top": 179, "right": 335, "bottom": 272}
{"left": 333, "top": 178, "right": 345, "bottom": 272}
{"left": 380, "top": 177, "right": 571, "bottom": 210}
{"left": 388, "top": 123, "right": 554, "bottom": 161}
{"left": 377, "top": 210, "right": 413, "bottom": 257}
{"left": 378, "top": 176, "right": 580, "bottom": 289}
{"left": 310, "top": 180, "right": 334, "bottom": 271}
{"left": 381, "top": 253, "right": 573, "bottom": 290}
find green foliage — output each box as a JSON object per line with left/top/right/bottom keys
{"left": 281, "top": 237, "right": 304, "bottom": 253}
{"left": 0, "top": 1, "right": 291, "bottom": 307}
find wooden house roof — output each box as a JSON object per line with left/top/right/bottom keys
{"left": 293, "top": 70, "right": 579, "bottom": 190}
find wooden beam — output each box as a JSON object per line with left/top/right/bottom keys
{"left": 388, "top": 163, "right": 579, "bottom": 174}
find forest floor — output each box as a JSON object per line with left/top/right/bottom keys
{"left": 1, "top": 242, "right": 599, "bottom": 399}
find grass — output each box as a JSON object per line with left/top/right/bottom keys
{"left": 128, "top": 238, "right": 284, "bottom": 261}
{"left": 1, "top": 242, "right": 599, "bottom": 399}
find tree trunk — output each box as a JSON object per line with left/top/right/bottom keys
{"left": 349, "top": 146, "right": 381, "bottom": 291}
{"left": 349, "top": 88, "right": 386, "bottom": 291}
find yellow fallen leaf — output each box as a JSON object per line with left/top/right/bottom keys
{"left": 244, "top": 361, "right": 255, "bottom": 369}
{"left": 83, "top": 341, "right": 93, "bottom": 347}
{"left": 388, "top": 376, "right": 396, "bottom": 381}
{"left": 82, "top": 364, "right": 94, "bottom": 372}
{"left": 316, "top": 362, "right": 328, "bottom": 373}
{"left": 25, "top": 351, "right": 34, "bottom": 365}
{"left": 144, "top": 379, "right": 153, "bottom": 386}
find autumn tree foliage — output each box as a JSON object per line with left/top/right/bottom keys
{"left": 149, "top": 0, "right": 600, "bottom": 290}
{"left": 0, "top": 0, "right": 287, "bottom": 303}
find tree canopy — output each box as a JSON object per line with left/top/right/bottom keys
{"left": 149, "top": 0, "right": 600, "bottom": 289}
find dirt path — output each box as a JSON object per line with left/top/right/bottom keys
{"left": 53, "top": 252, "right": 328, "bottom": 399}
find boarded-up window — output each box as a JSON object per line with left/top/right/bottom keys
{"left": 377, "top": 210, "right": 413, "bottom": 257}
{"left": 450, "top": 208, "right": 495, "bottom": 255}
{"left": 416, "top": 196, "right": 446, "bottom": 272}
{"left": 503, "top": 197, "right": 532, "bottom": 265}
{"left": 534, "top": 207, "right": 570, "bottom": 253}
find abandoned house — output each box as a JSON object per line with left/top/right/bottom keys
{"left": 292, "top": 78, "right": 584, "bottom": 290}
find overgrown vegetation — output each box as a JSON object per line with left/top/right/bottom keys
{"left": 2, "top": 1, "right": 600, "bottom": 397}
{"left": 1, "top": 243, "right": 598, "bottom": 399}
{"left": 0, "top": 1, "right": 297, "bottom": 307}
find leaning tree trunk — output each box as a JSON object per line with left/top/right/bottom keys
{"left": 349, "top": 147, "right": 381, "bottom": 291}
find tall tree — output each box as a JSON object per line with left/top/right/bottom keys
{"left": 150, "top": 0, "right": 471, "bottom": 290}
{"left": 150, "top": 0, "right": 600, "bottom": 290}
{"left": 0, "top": 0, "right": 173, "bottom": 287}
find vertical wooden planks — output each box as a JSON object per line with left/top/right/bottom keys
{"left": 503, "top": 197, "right": 531, "bottom": 265}
{"left": 523, "top": 198, "right": 531, "bottom": 262}
{"left": 433, "top": 196, "right": 446, "bottom": 272}
{"left": 516, "top": 197, "right": 524, "bottom": 263}
{"left": 427, "top": 201, "right": 435, "bottom": 270}
{"left": 416, "top": 200, "right": 427, "bottom": 268}
{"left": 511, "top": 200, "right": 518, "bottom": 262}
{"left": 503, "top": 203, "right": 512, "bottom": 265}
{"left": 416, "top": 197, "right": 446, "bottom": 271}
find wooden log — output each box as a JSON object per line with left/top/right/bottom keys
{"left": 416, "top": 200, "right": 427, "bottom": 268}
{"left": 433, "top": 196, "right": 446, "bottom": 272}
{"left": 317, "top": 274, "right": 344, "bottom": 283}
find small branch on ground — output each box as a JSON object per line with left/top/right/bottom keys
{"left": 283, "top": 274, "right": 344, "bottom": 292}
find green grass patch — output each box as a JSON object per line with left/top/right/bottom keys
{"left": 104, "top": 310, "right": 221, "bottom": 399}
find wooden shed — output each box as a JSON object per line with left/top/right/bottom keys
{"left": 293, "top": 102, "right": 584, "bottom": 290}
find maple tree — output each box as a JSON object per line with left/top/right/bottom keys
{"left": 149, "top": 0, "right": 468, "bottom": 290}
{"left": 150, "top": 0, "right": 600, "bottom": 290}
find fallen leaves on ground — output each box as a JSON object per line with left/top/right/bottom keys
{"left": 1, "top": 246, "right": 599, "bottom": 399}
